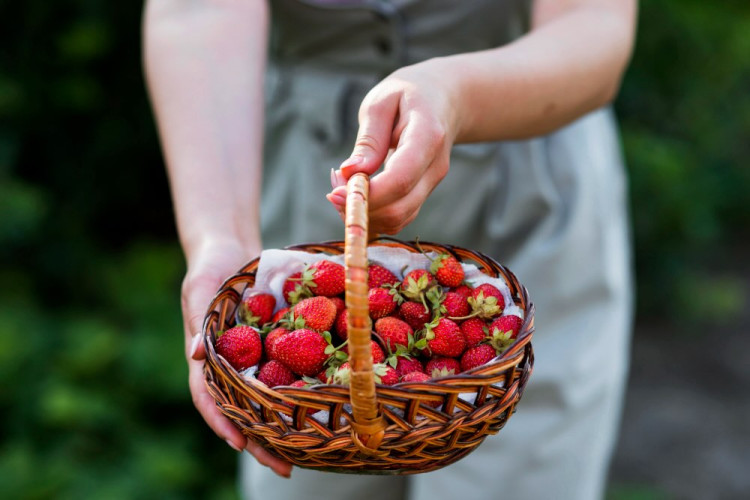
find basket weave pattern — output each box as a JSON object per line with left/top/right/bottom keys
{"left": 203, "top": 175, "right": 534, "bottom": 474}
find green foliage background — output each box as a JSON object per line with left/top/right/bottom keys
{"left": 1, "top": 1, "right": 748, "bottom": 498}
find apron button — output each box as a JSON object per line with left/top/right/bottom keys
{"left": 311, "top": 125, "right": 329, "bottom": 144}
{"left": 374, "top": 36, "right": 392, "bottom": 55}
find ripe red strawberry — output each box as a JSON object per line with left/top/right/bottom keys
{"left": 439, "top": 291, "right": 470, "bottom": 318}
{"left": 257, "top": 360, "right": 297, "bottom": 387}
{"left": 342, "top": 339, "right": 385, "bottom": 364}
{"left": 460, "top": 318, "right": 488, "bottom": 348}
{"left": 467, "top": 283, "right": 505, "bottom": 319}
{"left": 291, "top": 296, "right": 337, "bottom": 332}
{"left": 393, "top": 356, "right": 424, "bottom": 378}
{"left": 400, "top": 269, "right": 436, "bottom": 302}
{"left": 283, "top": 271, "right": 313, "bottom": 305}
{"left": 489, "top": 314, "right": 523, "bottom": 339}
{"left": 334, "top": 308, "right": 348, "bottom": 339}
{"left": 329, "top": 296, "right": 345, "bottom": 315}
{"left": 424, "top": 357, "right": 461, "bottom": 378}
{"left": 270, "top": 306, "right": 290, "bottom": 324}
{"left": 301, "top": 260, "right": 345, "bottom": 297}
{"left": 374, "top": 364, "right": 399, "bottom": 385}
{"left": 460, "top": 344, "right": 497, "bottom": 372}
{"left": 368, "top": 286, "right": 400, "bottom": 319}
{"left": 488, "top": 314, "right": 523, "bottom": 352}
{"left": 452, "top": 285, "right": 473, "bottom": 298}
{"left": 424, "top": 318, "right": 466, "bottom": 358}
{"left": 316, "top": 369, "right": 331, "bottom": 384}
{"left": 400, "top": 371, "right": 431, "bottom": 383}
{"left": 215, "top": 325, "right": 262, "bottom": 371}
{"left": 274, "top": 328, "right": 329, "bottom": 376}
{"left": 238, "top": 293, "right": 276, "bottom": 327}
{"left": 264, "top": 326, "right": 290, "bottom": 361}
{"left": 374, "top": 316, "right": 412, "bottom": 351}
{"left": 290, "top": 379, "right": 308, "bottom": 388}
{"left": 430, "top": 254, "right": 464, "bottom": 287}
{"left": 398, "top": 301, "right": 432, "bottom": 331}
{"left": 368, "top": 263, "right": 399, "bottom": 289}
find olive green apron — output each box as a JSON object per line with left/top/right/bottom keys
{"left": 249, "top": 1, "right": 633, "bottom": 499}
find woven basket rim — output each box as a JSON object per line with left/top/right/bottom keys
{"left": 203, "top": 236, "right": 534, "bottom": 397}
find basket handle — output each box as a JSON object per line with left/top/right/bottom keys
{"left": 344, "top": 173, "right": 386, "bottom": 454}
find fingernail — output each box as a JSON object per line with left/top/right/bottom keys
{"left": 327, "top": 192, "right": 346, "bottom": 207}
{"left": 330, "top": 168, "right": 345, "bottom": 188}
{"left": 189, "top": 334, "right": 202, "bottom": 359}
{"left": 339, "top": 155, "right": 364, "bottom": 169}
{"left": 226, "top": 439, "right": 242, "bottom": 452}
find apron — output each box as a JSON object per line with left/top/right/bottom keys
{"left": 248, "top": 1, "right": 634, "bottom": 498}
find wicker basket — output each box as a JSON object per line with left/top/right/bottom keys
{"left": 202, "top": 173, "right": 535, "bottom": 474}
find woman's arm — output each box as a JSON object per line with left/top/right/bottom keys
{"left": 328, "top": 0, "right": 637, "bottom": 234}
{"left": 143, "top": 0, "right": 292, "bottom": 477}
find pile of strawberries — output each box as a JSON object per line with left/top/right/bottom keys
{"left": 214, "top": 253, "right": 523, "bottom": 389}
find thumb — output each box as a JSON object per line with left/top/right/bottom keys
{"left": 338, "top": 90, "right": 400, "bottom": 179}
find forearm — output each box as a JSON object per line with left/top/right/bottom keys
{"left": 143, "top": 0, "right": 268, "bottom": 261}
{"left": 448, "top": 0, "right": 637, "bottom": 142}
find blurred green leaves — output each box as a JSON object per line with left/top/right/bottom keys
{"left": 618, "top": 0, "right": 750, "bottom": 321}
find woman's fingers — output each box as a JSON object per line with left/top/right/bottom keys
{"left": 188, "top": 357, "right": 247, "bottom": 449}
{"left": 368, "top": 154, "right": 448, "bottom": 234}
{"left": 338, "top": 86, "right": 401, "bottom": 178}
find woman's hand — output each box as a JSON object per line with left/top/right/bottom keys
{"left": 327, "top": 0, "right": 636, "bottom": 235}
{"left": 327, "top": 59, "right": 461, "bottom": 235}
{"left": 182, "top": 239, "right": 293, "bottom": 478}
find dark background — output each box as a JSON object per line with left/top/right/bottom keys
{"left": 1, "top": 1, "right": 748, "bottom": 498}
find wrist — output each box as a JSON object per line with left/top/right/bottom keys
{"left": 183, "top": 230, "right": 261, "bottom": 271}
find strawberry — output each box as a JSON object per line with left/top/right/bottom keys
{"left": 290, "top": 379, "right": 308, "bottom": 388}
{"left": 315, "top": 369, "right": 331, "bottom": 384}
{"left": 488, "top": 314, "right": 523, "bottom": 352}
{"left": 332, "top": 361, "right": 352, "bottom": 385}
{"left": 301, "top": 260, "right": 345, "bottom": 297}
{"left": 290, "top": 296, "right": 337, "bottom": 332}
{"left": 400, "top": 371, "right": 431, "bottom": 383}
{"left": 215, "top": 325, "right": 262, "bottom": 371}
{"left": 374, "top": 364, "right": 399, "bottom": 385}
{"left": 283, "top": 271, "right": 312, "bottom": 305}
{"left": 489, "top": 314, "right": 523, "bottom": 339}
{"left": 424, "top": 318, "right": 466, "bottom": 358}
{"left": 368, "top": 263, "right": 399, "bottom": 289}
{"left": 270, "top": 306, "right": 290, "bottom": 324}
{"left": 238, "top": 293, "right": 276, "bottom": 327}
{"left": 460, "top": 344, "right": 497, "bottom": 372}
{"left": 400, "top": 269, "right": 436, "bottom": 303}
{"left": 466, "top": 283, "right": 505, "bottom": 319}
{"left": 374, "top": 316, "right": 412, "bottom": 351}
{"left": 368, "top": 286, "right": 401, "bottom": 319}
{"left": 439, "top": 291, "right": 470, "bottom": 319}
{"left": 274, "top": 328, "right": 329, "bottom": 376}
{"left": 452, "top": 284, "right": 473, "bottom": 298}
{"left": 257, "top": 360, "right": 297, "bottom": 387}
{"left": 424, "top": 357, "right": 461, "bottom": 379}
{"left": 398, "top": 301, "right": 432, "bottom": 331}
{"left": 460, "top": 318, "right": 488, "bottom": 348}
{"left": 264, "top": 326, "right": 290, "bottom": 361}
{"left": 430, "top": 254, "right": 464, "bottom": 288}
{"left": 342, "top": 339, "right": 385, "bottom": 364}
{"left": 329, "top": 296, "right": 345, "bottom": 315}
{"left": 392, "top": 356, "right": 424, "bottom": 378}
{"left": 334, "top": 308, "right": 349, "bottom": 339}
